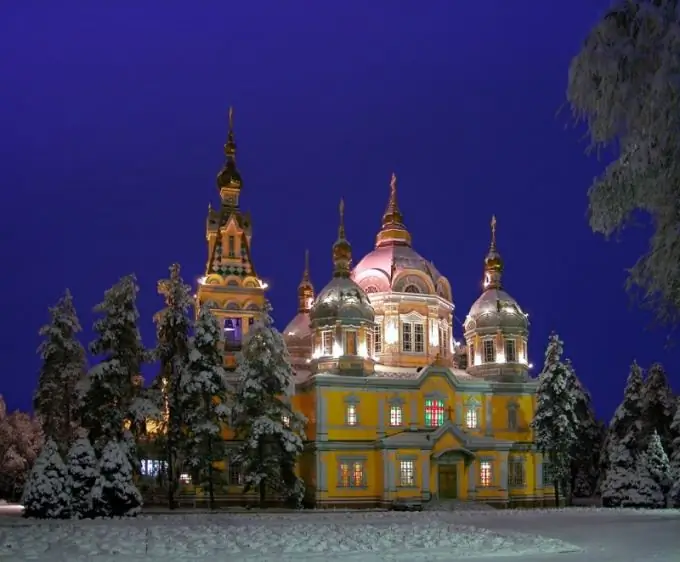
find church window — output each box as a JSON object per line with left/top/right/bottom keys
{"left": 322, "top": 330, "right": 333, "bottom": 356}
{"left": 389, "top": 405, "right": 403, "bottom": 426}
{"left": 374, "top": 324, "right": 382, "bottom": 353}
{"left": 480, "top": 461, "right": 493, "bottom": 487}
{"left": 465, "top": 407, "right": 478, "bottom": 429}
{"left": 365, "top": 329, "right": 373, "bottom": 357}
{"left": 346, "top": 404, "right": 358, "bottom": 426}
{"left": 439, "top": 326, "right": 448, "bottom": 356}
{"left": 401, "top": 322, "right": 413, "bottom": 352}
{"left": 399, "top": 460, "right": 415, "bottom": 486}
{"left": 509, "top": 457, "right": 525, "bottom": 488}
{"left": 483, "top": 339, "right": 496, "bottom": 363}
{"left": 228, "top": 235, "right": 236, "bottom": 257}
{"left": 344, "top": 330, "right": 357, "bottom": 355}
{"left": 424, "top": 399, "right": 445, "bottom": 428}
{"left": 140, "top": 459, "right": 167, "bottom": 477}
{"left": 469, "top": 344, "right": 475, "bottom": 365}
{"left": 414, "top": 323, "right": 425, "bottom": 353}
{"left": 339, "top": 460, "right": 365, "bottom": 487}
{"left": 224, "top": 318, "right": 242, "bottom": 350}
{"left": 505, "top": 339, "right": 517, "bottom": 362}
{"left": 404, "top": 284, "right": 421, "bottom": 293}
{"left": 229, "top": 462, "right": 244, "bottom": 485}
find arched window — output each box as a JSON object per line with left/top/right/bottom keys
{"left": 404, "top": 284, "right": 421, "bottom": 294}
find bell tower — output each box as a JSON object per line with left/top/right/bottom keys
{"left": 196, "top": 108, "right": 266, "bottom": 370}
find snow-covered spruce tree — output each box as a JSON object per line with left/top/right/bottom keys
{"left": 35, "top": 290, "right": 87, "bottom": 455}
{"left": 182, "top": 304, "right": 230, "bottom": 510}
{"left": 641, "top": 363, "right": 676, "bottom": 453}
{"left": 82, "top": 274, "right": 154, "bottom": 467}
{"left": 91, "top": 439, "right": 142, "bottom": 517}
{"left": 668, "top": 397, "right": 680, "bottom": 507}
{"left": 232, "top": 301, "right": 307, "bottom": 508}
{"left": 601, "top": 361, "right": 645, "bottom": 507}
{"left": 531, "top": 333, "right": 579, "bottom": 506}
{"left": 567, "top": 0, "right": 680, "bottom": 326}
{"left": 66, "top": 435, "right": 99, "bottom": 518}
{"left": 21, "top": 438, "right": 70, "bottom": 519}
{"left": 566, "top": 365, "right": 601, "bottom": 497}
{"left": 625, "top": 430, "right": 670, "bottom": 509}
{"left": 153, "top": 263, "right": 193, "bottom": 510}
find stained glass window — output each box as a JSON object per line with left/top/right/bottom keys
{"left": 339, "top": 461, "right": 364, "bottom": 487}
{"left": 425, "top": 399, "right": 444, "bottom": 427}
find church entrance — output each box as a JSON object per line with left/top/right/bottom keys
{"left": 438, "top": 464, "right": 458, "bottom": 499}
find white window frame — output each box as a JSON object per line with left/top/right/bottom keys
{"left": 374, "top": 323, "right": 382, "bottom": 353}
{"left": 480, "top": 461, "right": 493, "bottom": 487}
{"left": 346, "top": 404, "right": 358, "bottom": 426}
{"left": 399, "top": 460, "right": 415, "bottom": 487}
{"left": 344, "top": 329, "right": 357, "bottom": 355}
{"left": 505, "top": 338, "right": 517, "bottom": 362}
{"left": 483, "top": 339, "right": 496, "bottom": 363}
{"left": 389, "top": 405, "right": 403, "bottom": 427}
{"left": 322, "top": 330, "right": 333, "bottom": 356}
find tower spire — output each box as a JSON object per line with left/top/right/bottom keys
{"left": 297, "top": 249, "right": 315, "bottom": 313}
{"left": 332, "top": 199, "right": 352, "bottom": 278}
{"left": 375, "top": 172, "right": 412, "bottom": 248}
{"left": 216, "top": 106, "right": 242, "bottom": 199}
{"left": 483, "top": 214, "right": 504, "bottom": 290}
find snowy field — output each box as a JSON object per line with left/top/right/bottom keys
{"left": 1, "top": 505, "right": 679, "bottom": 561}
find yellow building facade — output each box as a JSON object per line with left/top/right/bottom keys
{"left": 197, "top": 113, "right": 553, "bottom": 508}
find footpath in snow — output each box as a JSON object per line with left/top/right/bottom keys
{"left": 0, "top": 509, "right": 580, "bottom": 561}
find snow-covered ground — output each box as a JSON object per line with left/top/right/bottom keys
{"left": 0, "top": 505, "right": 678, "bottom": 561}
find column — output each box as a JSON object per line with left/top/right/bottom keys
{"left": 382, "top": 450, "right": 390, "bottom": 501}
{"left": 316, "top": 391, "right": 328, "bottom": 441}
{"left": 467, "top": 460, "right": 476, "bottom": 500}
{"left": 485, "top": 394, "right": 493, "bottom": 436}
{"left": 421, "top": 451, "right": 431, "bottom": 499}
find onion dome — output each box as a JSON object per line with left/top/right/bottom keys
{"left": 310, "top": 200, "right": 375, "bottom": 327}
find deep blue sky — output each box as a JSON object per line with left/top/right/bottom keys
{"left": 1, "top": 1, "right": 676, "bottom": 421}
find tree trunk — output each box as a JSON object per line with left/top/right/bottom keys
{"left": 553, "top": 479, "right": 560, "bottom": 507}
{"left": 166, "top": 444, "right": 175, "bottom": 510}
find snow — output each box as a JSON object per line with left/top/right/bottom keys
{"left": 2, "top": 507, "right": 680, "bottom": 561}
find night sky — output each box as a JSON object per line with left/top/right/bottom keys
{"left": 1, "top": 1, "right": 677, "bottom": 421}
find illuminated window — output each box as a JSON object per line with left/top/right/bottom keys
{"left": 440, "top": 326, "right": 448, "bottom": 356}
{"left": 401, "top": 322, "right": 413, "bottom": 352}
{"left": 339, "top": 461, "right": 365, "bottom": 487}
{"left": 229, "top": 462, "right": 244, "bottom": 485}
{"left": 346, "top": 404, "right": 358, "bottom": 426}
{"left": 374, "top": 324, "right": 382, "bottom": 353}
{"left": 509, "top": 458, "right": 525, "bottom": 487}
{"left": 465, "top": 407, "right": 478, "bottom": 429}
{"left": 366, "top": 329, "right": 373, "bottom": 357}
{"left": 399, "top": 460, "right": 415, "bottom": 486}
{"left": 414, "top": 323, "right": 425, "bottom": 353}
{"left": 228, "top": 235, "right": 236, "bottom": 257}
{"left": 179, "top": 473, "right": 191, "bottom": 484}
{"left": 424, "top": 399, "right": 445, "bottom": 428}
{"left": 389, "top": 405, "right": 402, "bottom": 426}
{"left": 505, "top": 339, "right": 517, "bottom": 362}
{"left": 344, "top": 330, "right": 357, "bottom": 355}
{"left": 480, "top": 461, "right": 493, "bottom": 487}
{"left": 140, "top": 459, "right": 167, "bottom": 477}
{"left": 322, "top": 330, "right": 333, "bottom": 355}
{"left": 483, "top": 339, "right": 496, "bottom": 363}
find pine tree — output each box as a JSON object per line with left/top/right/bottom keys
{"left": 82, "top": 275, "right": 154, "bottom": 466}
{"left": 568, "top": 0, "right": 680, "bottom": 325}
{"left": 625, "top": 430, "right": 669, "bottom": 509}
{"left": 35, "top": 290, "right": 87, "bottom": 455}
{"left": 601, "top": 362, "right": 645, "bottom": 507}
{"left": 641, "top": 363, "right": 676, "bottom": 453}
{"left": 232, "top": 301, "right": 307, "bottom": 508}
{"left": 153, "top": 263, "right": 193, "bottom": 510}
{"left": 66, "top": 435, "right": 99, "bottom": 518}
{"left": 21, "top": 438, "right": 70, "bottom": 519}
{"left": 531, "top": 333, "right": 579, "bottom": 506}
{"left": 91, "top": 440, "right": 142, "bottom": 517}
{"left": 567, "top": 367, "right": 600, "bottom": 498}
{"left": 668, "top": 397, "right": 680, "bottom": 507}
{"left": 182, "top": 305, "right": 230, "bottom": 510}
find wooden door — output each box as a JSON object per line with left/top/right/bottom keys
{"left": 438, "top": 465, "right": 458, "bottom": 499}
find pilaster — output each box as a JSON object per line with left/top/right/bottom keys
{"left": 421, "top": 451, "right": 431, "bottom": 497}
{"left": 535, "top": 452, "right": 543, "bottom": 491}
{"left": 409, "top": 396, "right": 417, "bottom": 429}
{"left": 499, "top": 451, "right": 509, "bottom": 491}
{"left": 485, "top": 394, "right": 493, "bottom": 436}
{"left": 377, "top": 397, "right": 386, "bottom": 437}
{"left": 318, "top": 451, "right": 328, "bottom": 492}
{"left": 467, "top": 460, "right": 476, "bottom": 499}
{"left": 316, "top": 390, "right": 328, "bottom": 441}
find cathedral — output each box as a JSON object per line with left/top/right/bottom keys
{"left": 195, "top": 112, "right": 554, "bottom": 508}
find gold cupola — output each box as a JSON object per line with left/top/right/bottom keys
{"left": 375, "top": 173, "right": 413, "bottom": 248}
{"left": 216, "top": 107, "right": 243, "bottom": 206}
{"left": 332, "top": 199, "right": 353, "bottom": 278}
{"left": 483, "top": 215, "right": 503, "bottom": 290}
